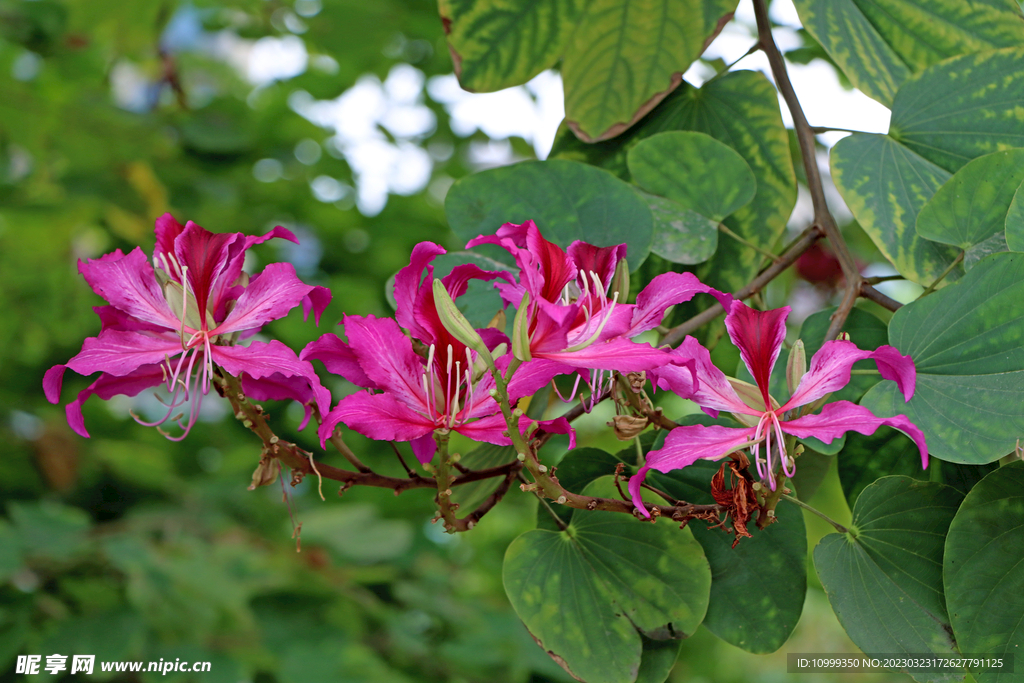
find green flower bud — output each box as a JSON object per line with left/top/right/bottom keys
{"left": 511, "top": 290, "right": 533, "bottom": 361}
{"left": 432, "top": 279, "right": 493, "bottom": 364}
{"left": 786, "top": 339, "right": 807, "bottom": 396}
{"left": 611, "top": 257, "right": 630, "bottom": 303}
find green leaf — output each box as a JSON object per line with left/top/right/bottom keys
{"left": 944, "top": 461, "right": 1024, "bottom": 683}
{"left": 1005, "top": 181, "right": 1024, "bottom": 252}
{"left": 552, "top": 70, "right": 796, "bottom": 292}
{"left": 792, "top": 0, "right": 1024, "bottom": 106}
{"left": 644, "top": 194, "right": 719, "bottom": 265}
{"left": 860, "top": 253, "right": 1024, "bottom": 464}
{"left": 628, "top": 131, "right": 756, "bottom": 222}
{"left": 814, "top": 476, "right": 963, "bottom": 678}
{"left": 965, "top": 230, "right": 1011, "bottom": 270}
{"left": 789, "top": 448, "right": 832, "bottom": 501}
{"left": 446, "top": 159, "right": 653, "bottom": 270}
{"left": 440, "top": 0, "right": 586, "bottom": 92}
{"left": 647, "top": 461, "right": 807, "bottom": 654}
{"left": 452, "top": 443, "right": 518, "bottom": 511}
{"left": 892, "top": 47, "right": 1024, "bottom": 173}
{"left": 504, "top": 477, "right": 710, "bottom": 683}
{"left": 831, "top": 133, "right": 960, "bottom": 284}
{"left": 838, "top": 428, "right": 997, "bottom": 508}
{"left": 916, "top": 149, "right": 1024, "bottom": 265}
{"left": 562, "top": 0, "right": 737, "bottom": 141}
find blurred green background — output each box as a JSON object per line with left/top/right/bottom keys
{"left": 0, "top": 0, "right": 912, "bottom": 680}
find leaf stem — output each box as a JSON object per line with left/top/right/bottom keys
{"left": 920, "top": 251, "right": 964, "bottom": 297}
{"left": 780, "top": 494, "right": 849, "bottom": 533}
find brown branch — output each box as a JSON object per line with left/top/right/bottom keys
{"left": 860, "top": 281, "right": 902, "bottom": 312}
{"left": 660, "top": 225, "right": 823, "bottom": 347}
{"left": 752, "top": 0, "right": 863, "bottom": 342}
{"left": 445, "top": 461, "right": 524, "bottom": 532}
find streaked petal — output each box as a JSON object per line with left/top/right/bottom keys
{"left": 79, "top": 247, "right": 181, "bottom": 330}
{"left": 568, "top": 241, "right": 626, "bottom": 291}
{"left": 781, "top": 401, "right": 928, "bottom": 468}
{"left": 65, "top": 331, "right": 182, "bottom": 378}
{"left": 781, "top": 342, "right": 917, "bottom": 411}
{"left": 645, "top": 423, "right": 758, "bottom": 475}
{"left": 93, "top": 305, "right": 169, "bottom": 333}
{"left": 240, "top": 372, "right": 319, "bottom": 430}
{"left": 153, "top": 213, "right": 186, "bottom": 277}
{"left": 411, "top": 433, "right": 437, "bottom": 464}
{"left": 530, "top": 416, "right": 576, "bottom": 450}
{"left": 174, "top": 221, "right": 245, "bottom": 321}
{"left": 629, "top": 465, "right": 653, "bottom": 517}
{"left": 536, "top": 337, "right": 673, "bottom": 372}
{"left": 211, "top": 340, "right": 332, "bottom": 419}
{"left": 215, "top": 262, "right": 313, "bottom": 334}
{"left": 343, "top": 315, "right": 429, "bottom": 413}
{"left": 300, "top": 333, "right": 378, "bottom": 389}
{"left": 649, "top": 336, "right": 757, "bottom": 415}
{"left": 628, "top": 272, "right": 733, "bottom": 337}
{"left": 318, "top": 391, "right": 434, "bottom": 448}
{"left": 725, "top": 301, "right": 789, "bottom": 408}
{"left": 505, "top": 358, "right": 576, "bottom": 402}
{"left": 454, "top": 413, "right": 511, "bottom": 446}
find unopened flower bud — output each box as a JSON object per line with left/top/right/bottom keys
{"left": 611, "top": 257, "right": 630, "bottom": 303}
{"left": 248, "top": 455, "right": 280, "bottom": 490}
{"left": 432, "top": 279, "right": 494, "bottom": 364}
{"left": 511, "top": 291, "right": 533, "bottom": 361}
{"left": 786, "top": 339, "right": 807, "bottom": 396}
{"left": 837, "top": 331, "right": 852, "bottom": 342}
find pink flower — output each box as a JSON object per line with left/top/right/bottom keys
{"left": 304, "top": 242, "right": 575, "bottom": 463}
{"left": 467, "top": 221, "right": 731, "bottom": 398}
{"left": 44, "top": 214, "right": 332, "bottom": 439}
{"left": 629, "top": 300, "right": 928, "bottom": 517}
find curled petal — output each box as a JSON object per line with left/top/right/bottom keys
{"left": 410, "top": 433, "right": 437, "bottom": 464}
{"left": 528, "top": 416, "right": 576, "bottom": 450}
{"left": 724, "top": 301, "right": 789, "bottom": 408}
{"left": 781, "top": 341, "right": 917, "bottom": 411}
{"left": 301, "top": 333, "right": 378, "bottom": 389}
{"left": 394, "top": 241, "right": 445, "bottom": 340}
{"left": 245, "top": 225, "right": 299, "bottom": 249}
{"left": 240, "top": 372, "right": 319, "bottom": 430}
{"left": 43, "top": 365, "right": 68, "bottom": 404}
{"left": 440, "top": 263, "right": 514, "bottom": 300}
{"left": 629, "top": 465, "right": 653, "bottom": 517}
{"left": 318, "top": 391, "right": 434, "bottom": 448}
{"left": 781, "top": 401, "right": 928, "bottom": 469}
{"left": 628, "top": 272, "right": 733, "bottom": 337}
{"left": 301, "top": 286, "right": 332, "bottom": 325}
{"left": 505, "top": 358, "right": 577, "bottom": 402}
{"left": 645, "top": 423, "right": 758, "bottom": 475}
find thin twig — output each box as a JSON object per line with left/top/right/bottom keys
{"left": 389, "top": 441, "right": 417, "bottom": 477}
{"left": 860, "top": 281, "right": 902, "bottom": 312}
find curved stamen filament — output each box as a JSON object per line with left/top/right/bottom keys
{"left": 551, "top": 373, "right": 583, "bottom": 403}
{"left": 752, "top": 413, "right": 769, "bottom": 481}
{"left": 564, "top": 292, "right": 620, "bottom": 353}
{"left": 773, "top": 413, "right": 795, "bottom": 478}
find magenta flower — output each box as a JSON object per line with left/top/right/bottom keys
{"left": 629, "top": 300, "right": 928, "bottom": 517}
{"left": 304, "top": 242, "right": 575, "bottom": 463}
{"left": 467, "top": 221, "right": 731, "bottom": 398}
{"left": 44, "top": 214, "right": 332, "bottom": 439}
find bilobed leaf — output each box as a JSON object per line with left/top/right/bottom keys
{"left": 647, "top": 461, "right": 807, "bottom": 654}
{"left": 814, "top": 477, "right": 964, "bottom": 682}
{"left": 838, "top": 428, "right": 997, "bottom": 508}
{"left": 439, "top": 0, "right": 586, "bottom": 92}
{"left": 830, "top": 134, "right": 960, "bottom": 285}
{"left": 446, "top": 159, "right": 653, "bottom": 270}
{"left": 860, "top": 253, "right": 1024, "bottom": 464}
{"left": 504, "top": 477, "right": 710, "bottom": 683}
{"left": 792, "top": 0, "right": 1024, "bottom": 106}
{"left": 562, "top": 0, "right": 737, "bottom": 141}
{"left": 627, "top": 132, "right": 756, "bottom": 222}
{"left": 916, "top": 149, "right": 1024, "bottom": 264}
{"left": 892, "top": 47, "right": 1024, "bottom": 173}
{"left": 644, "top": 194, "right": 719, "bottom": 265}
{"left": 944, "top": 461, "right": 1024, "bottom": 683}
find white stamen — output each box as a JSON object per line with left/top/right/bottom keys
{"left": 564, "top": 291, "right": 620, "bottom": 352}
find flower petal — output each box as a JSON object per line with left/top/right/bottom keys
{"left": 645, "top": 423, "right": 758, "bottom": 474}
{"left": 245, "top": 225, "right": 299, "bottom": 249}
{"left": 629, "top": 465, "right": 653, "bottom": 517}
{"left": 93, "top": 305, "right": 169, "bottom": 333}
{"left": 410, "top": 433, "right": 437, "bottom": 464}
{"left": 781, "top": 401, "right": 928, "bottom": 469}
{"left": 43, "top": 365, "right": 68, "bottom": 404}
{"left": 649, "top": 337, "right": 758, "bottom": 416}
{"left": 454, "top": 413, "right": 511, "bottom": 446}
{"left": 154, "top": 213, "right": 186, "bottom": 277}
{"left": 300, "top": 333, "right": 378, "bottom": 389}
{"left": 536, "top": 337, "right": 673, "bottom": 372}
{"left": 568, "top": 241, "right": 626, "bottom": 291}
{"left": 240, "top": 372, "right": 319, "bottom": 430}
{"left": 342, "top": 315, "right": 429, "bottom": 413}
{"left": 394, "top": 241, "right": 446, "bottom": 341}
{"left": 781, "top": 341, "right": 917, "bottom": 412}
{"left": 79, "top": 248, "right": 181, "bottom": 330}
{"left": 318, "top": 391, "right": 435, "bottom": 448}
{"left": 211, "top": 340, "right": 332, "bottom": 419}
{"left": 628, "top": 272, "right": 733, "bottom": 337}
{"left": 529, "top": 416, "right": 576, "bottom": 450}
{"left": 505, "top": 358, "right": 576, "bottom": 402}
{"left": 725, "top": 301, "right": 789, "bottom": 408}
{"left": 174, "top": 221, "right": 245, "bottom": 322}
{"left": 301, "top": 286, "right": 332, "bottom": 325}
{"left": 65, "top": 331, "right": 182, "bottom": 378}
{"left": 215, "top": 262, "right": 314, "bottom": 334}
